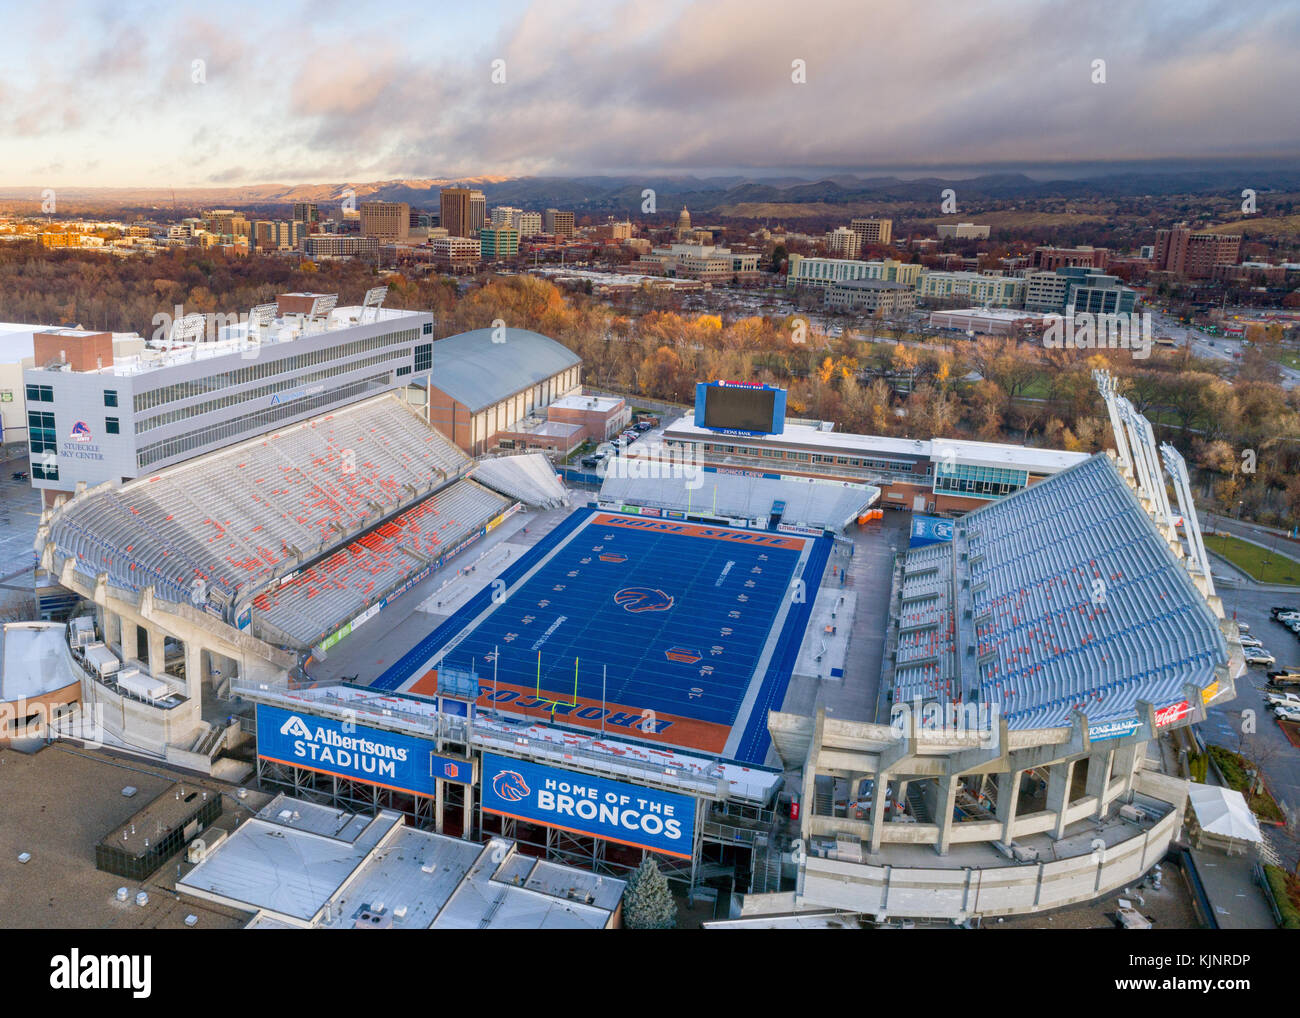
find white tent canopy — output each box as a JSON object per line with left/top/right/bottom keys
{"left": 1188, "top": 784, "right": 1264, "bottom": 844}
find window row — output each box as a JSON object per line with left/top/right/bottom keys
{"left": 132, "top": 328, "right": 418, "bottom": 413}
{"left": 135, "top": 374, "right": 391, "bottom": 469}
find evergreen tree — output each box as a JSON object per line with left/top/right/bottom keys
{"left": 622, "top": 856, "right": 678, "bottom": 929}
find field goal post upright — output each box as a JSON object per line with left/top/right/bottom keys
{"left": 533, "top": 651, "right": 580, "bottom": 721}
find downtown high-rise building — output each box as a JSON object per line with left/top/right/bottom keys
{"left": 440, "top": 187, "right": 472, "bottom": 237}
{"left": 514, "top": 211, "right": 543, "bottom": 237}
{"left": 545, "top": 209, "right": 575, "bottom": 239}
{"left": 359, "top": 201, "right": 411, "bottom": 242}
{"left": 1153, "top": 224, "right": 1242, "bottom": 279}
{"left": 849, "top": 217, "right": 892, "bottom": 248}
{"left": 468, "top": 191, "right": 486, "bottom": 236}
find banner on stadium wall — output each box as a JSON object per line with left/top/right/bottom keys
{"left": 909, "top": 514, "right": 955, "bottom": 547}
{"left": 1200, "top": 681, "right": 1220, "bottom": 705}
{"left": 480, "top": 753, "right": 697, "bottom": 858}
{"left": 1155, "top": 700, "right": 1193, "bottom": 728}
{"left": 256, "top": 703, "right": 470, "bottom": 793}
{"left": 1088, "top": 717, "right": 1142, "bottom": 742}
{"left": 777, "top": 522, "right": 823, "bottom": 537}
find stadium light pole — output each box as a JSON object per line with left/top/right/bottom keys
{"left": 601, "top": 665, "right": 607, "bottom": 739}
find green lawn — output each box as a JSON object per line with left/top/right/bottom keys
{"left": 1203, "top": 532, "right": 1300, "bottom": 585}
{"left": 1268, "top": 349, "right": 1300, "bottom": 371}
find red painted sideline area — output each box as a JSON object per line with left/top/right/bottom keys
{"left": 409, "top": 670, "right": 732, "bottom": 754}
{"left": 591, "top": 512, "right": 808, "bottom": 551}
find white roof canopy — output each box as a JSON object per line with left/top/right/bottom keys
{"left": 1188, "top": 784, "right": 1264, "bottom": 843}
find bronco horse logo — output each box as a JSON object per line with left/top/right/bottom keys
{"left": 613, "top": 587, "right": 675, "bottom": 613}
{"left": 491, "top": 770, "right": 530, "bottom": 802}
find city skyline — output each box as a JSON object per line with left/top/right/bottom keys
{"left": 3, "top": 0, "right": 1299, "bottom": 188}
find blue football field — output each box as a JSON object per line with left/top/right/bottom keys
{"left": 378, "top": 510, "right": 829, "bottom": 760}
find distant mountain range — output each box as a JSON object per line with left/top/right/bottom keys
{"left": 3, "top": 162, "right": 1298, "bottom": 216}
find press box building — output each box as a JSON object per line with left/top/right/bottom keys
{"left": 22, "top": 294, "right": 434, "bottom": 505}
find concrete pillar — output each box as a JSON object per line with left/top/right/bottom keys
{"left": 1111, "top": 741, "right": 1141, "bottom": 798}
{"left": 147, "top": 627, "right": 165, "bottom": 677}
{"left": 868, "top": 770, "right": 890, "bottom": 855}
{"left": 996, "top": 769, "right": 1022, "bottom": 843}
{"left": 435, "top": 779, "right": 445, "bottom": 834}
{"left": 934, "top": 774, "right": 960, "bottom": 856}
{"left": 1047, "top": 760, "right": 1075, "bottom": 839}
{"left": 183, "top": 642, "right": 203, "bottom": 703}
{"left": 1085, "top": 750, "right": 1113, "bottom": 817}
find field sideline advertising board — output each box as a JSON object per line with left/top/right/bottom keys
{"left": 256, "top": 703, "right": 473, "bottom": 793}
{"left": 480, "top": 752, "right": 697, "bottom": 858}
{"left": 694, "top": 380, "right": 786, "bottom": 436}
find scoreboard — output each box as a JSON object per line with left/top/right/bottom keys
{"left": 694, "top": 381, "right": 786, "bottom": 436}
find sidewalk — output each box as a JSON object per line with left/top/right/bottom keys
{"left": 1187, "top": 849, "right": 1278, "bottom": 929}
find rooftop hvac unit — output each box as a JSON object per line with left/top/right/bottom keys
{"left": 1119, "top": 804, "right": 1148, "bottom": 823}
{"left": 115, "top": 669, "right": 170, "bottom": 702}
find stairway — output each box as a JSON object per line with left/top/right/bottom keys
{"left": 906, "top": 783, "right": 932, "bottom": 823}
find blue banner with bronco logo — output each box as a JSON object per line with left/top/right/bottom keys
{"left": 480, "top": 752, "right": 696, "bottom": 858}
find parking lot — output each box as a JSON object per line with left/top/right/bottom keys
{"left": 1202, "top": 581, "right": 1300, "bottom": 867}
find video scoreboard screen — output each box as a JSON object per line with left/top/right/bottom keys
{"left": 694, "top": 381, "right": 786, "bottom": 436}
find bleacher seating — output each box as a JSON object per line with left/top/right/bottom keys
{"left": 251, "top": 479, "right": 510, "bottom": 647}
{"left": 890, "top": 454, "right": 1227, "bottom": 731}
{"left": 46, "top": 394, "right": 472, "bottom": 612}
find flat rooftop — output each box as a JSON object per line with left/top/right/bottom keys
{"left": 665, "top": 420, "right": 1089, "bottom": 475}
{"left": 32, "top": 305, "right": 424, "bottom": 378}
{"left": 177, "top": 795, "right": 624, "bottom": 929}
{"left": 551, "top": 394, "right": 623, "bottom": 412}
{"left": 0, "top": 744, "right": 261, "bottom": 929}
{"left": 931, "top": 307, "right": 1053, "bottom": 322}
{"left": 99, "top": 781, "right": 220, "bottom": 859}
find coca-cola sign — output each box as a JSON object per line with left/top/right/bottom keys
{"left": 1154, "top": 700, "right": 1191, "bottom": 728}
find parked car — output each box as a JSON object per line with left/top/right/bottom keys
{"left": 1274, "top": 704, "right": 1300, "bottom": 723}
{"left": 1239, "top": 636, "right": 1264, "bottom": 648}
{"left": 1244, "top": 648, "right": 1277, "bottom": 667}
{"left": 1236, "top": 622, "right": 1250, "bottom": 633}
{"left": 1271, "top": 606, "right": 1298, "bottom": 618}
{"left": 1265, "top": 690, "right": 1300, "bottom": 709}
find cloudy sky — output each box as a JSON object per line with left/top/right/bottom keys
{"left": 3, "top": 0, "right": 1298, "bottom": 187}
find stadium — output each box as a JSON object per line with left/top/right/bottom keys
{"left": 27, "top": 335, "right": 1244, "bottom": 916}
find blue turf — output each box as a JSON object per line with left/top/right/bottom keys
{"left": 372, "top": 507, "right": 598, "bottom": 692}
{"left": 439, "top": 518, "right": 804, "bottom": 726}
{"left": 733, "top": 533, "right": 833, "bottom": 762}
{"left": 373, "top": 509, "right": 832, "bottom": 765}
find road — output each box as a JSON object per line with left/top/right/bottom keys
{"left": 1149, "top": 310, "right": 1300, "bottom": 391}
{"left": 1205, "top": 582, "right": 1300, "bottom": 869}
